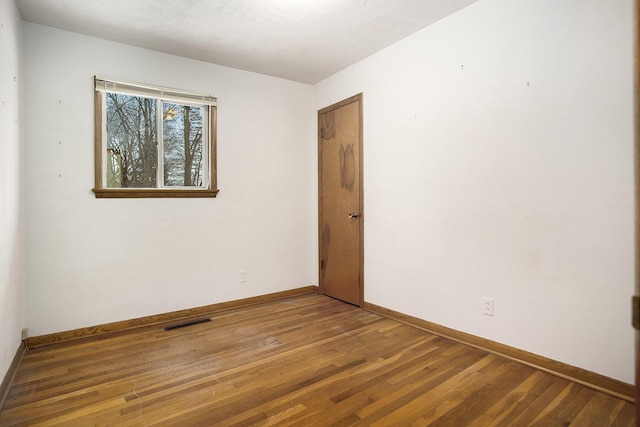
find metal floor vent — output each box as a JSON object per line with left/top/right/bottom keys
{"left": 164, "top": 318, "right": 212, "bottom": 331}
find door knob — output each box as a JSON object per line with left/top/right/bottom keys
{"left": 348, "top": 212, "right": 360, "bottom": 219}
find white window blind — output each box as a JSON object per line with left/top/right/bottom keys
{"left": 94, "top": 77, "right": 217, "bottom": 106}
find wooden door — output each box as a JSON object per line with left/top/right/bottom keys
{"left": 318, "top": 94, "right": 363, "bottom": 306}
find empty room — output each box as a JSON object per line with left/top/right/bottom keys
{"left": 0, "top": 0, "right": 636, "bottom": 425}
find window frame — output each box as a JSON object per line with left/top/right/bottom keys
{"left": 92, "top": 77, "right": 219, "bottom": 198}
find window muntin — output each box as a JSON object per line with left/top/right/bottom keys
{"left": 93, "top": 77, "right": 218, "bottom": 198}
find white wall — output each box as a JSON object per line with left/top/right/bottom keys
{"left": 315, "top": 0, "right": 634, "bottom": 383}
{"left": 0, "top": 0, "right": 24, "bottom": 380}
{"left": 23, "top": 23, "right": 317, "bottom": 337}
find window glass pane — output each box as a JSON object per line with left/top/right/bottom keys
{"left": 163, "top": 103, "right": 204, "bottom": 187}
{"left": 105, "top": 93, "right": 157, "bottom": 188}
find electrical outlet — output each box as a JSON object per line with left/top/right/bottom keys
{"left": 482, "top": 297, "right": 494, "bottom": 316}
{"left": 239, "top": 270, "right": 248, "bottom": 283}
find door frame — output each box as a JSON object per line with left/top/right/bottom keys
{"left": 634, "top": 0, "right": 639, "bottom": 413}
{"left": 318, "top": 93, "right": 364, "bottom": 306}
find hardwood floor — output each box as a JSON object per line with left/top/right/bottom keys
{"left": 0, "top": 294, "right": 634, "bottom": 426}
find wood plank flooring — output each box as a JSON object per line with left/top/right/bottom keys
{"left": 0, "top": 294, "right": 634, "bottom": 426}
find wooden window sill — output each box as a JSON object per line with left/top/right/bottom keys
{"left": 92, "top": 188, "right": 219, "bottom": 198}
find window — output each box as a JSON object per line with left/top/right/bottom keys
{"left": 93, "top": 77, "right": 218, "bottom": 198}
